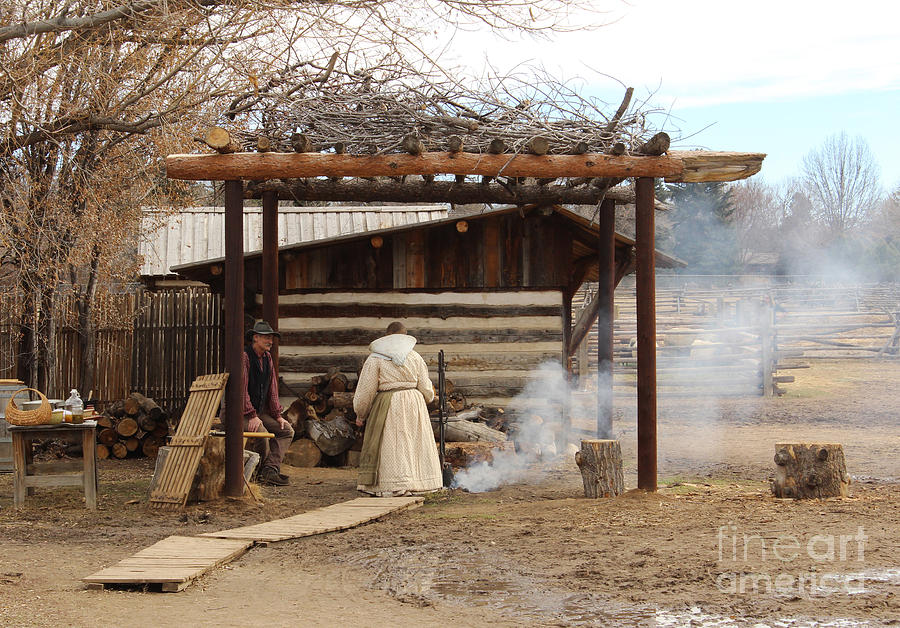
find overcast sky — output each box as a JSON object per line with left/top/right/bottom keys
{"left": 441, "top": 0, "right": 900, "bottom": 188}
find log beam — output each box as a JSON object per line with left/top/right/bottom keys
{"left": 166, "top": 151, "right": 684, "bottom": 180}
{"left": 246, "top": 178, "right": 639, "bottom": 206}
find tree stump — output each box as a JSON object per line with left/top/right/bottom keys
{"left": 191, "top": 437, "right": 225, "bottom": 502}
{"left": 575, "top": 439, "right": 624, "bottom": 498}
{"left": 772, "top": 443, "right": 850, "bottom": 498}
{"left": 284, "top": 437, "right": 322, "bottom": 467}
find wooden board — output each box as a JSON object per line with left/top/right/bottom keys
{"left": 149, "top": 373, "right": 228, "bottom": 511}
{"left": 82, "top": 535, "right": 252, "bottom": 592}
{"left": 200, "top": 496, "right": 424, "bottom": 542}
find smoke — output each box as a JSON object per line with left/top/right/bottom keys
{"left": 452, "top": 361, "right": 609, "bottom": 493}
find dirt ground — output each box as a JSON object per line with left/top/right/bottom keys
{"left": 1, "top": 359, "right": 899, "bottom": 627}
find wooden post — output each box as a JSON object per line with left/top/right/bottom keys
{"left": 761, "top": 304, "right": 774, "bottom": 396}
{"left": 597, "top": 197, "right": 615, "bottom": 439}
{"left": 635, "top": 177, "right": 657, "bottom": 492}
{"left": 262, "top": 190, "right": 279, "bottom": 370}
{"left": 224, "top": 180, "right": 244, "bottom": 497}
{"left": 561, "top": 289, "right": 573, "bottom": 449}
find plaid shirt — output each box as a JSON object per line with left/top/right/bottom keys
{"left": 240, "top": 349, "right": 283, "bottom": 420}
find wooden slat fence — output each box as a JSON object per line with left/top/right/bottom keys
{"left": 0, "top": 287, "right": 223, "bottom": 414}
{"left": 132, "top": 288, "right": 224, "bottom": 415}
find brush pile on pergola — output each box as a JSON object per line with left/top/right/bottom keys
{"left": 166, "top": 83, "right": 764, "bottom": 497}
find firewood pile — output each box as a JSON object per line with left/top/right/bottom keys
{"left": 95, "top": 392, "right": 170, "bottom": 460}
{"left": 281, "top": 369, "right": 360, "bottom": 467}
{"left": 279, "top": 368, "right": 512, "bottom": 469}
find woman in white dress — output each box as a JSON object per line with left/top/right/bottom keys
{"left": 354, "top": 322, "right": 442, "bottom": 496}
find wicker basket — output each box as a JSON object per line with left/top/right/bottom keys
{"left": 5, "top": 388, "right": 52, "bottom": 426}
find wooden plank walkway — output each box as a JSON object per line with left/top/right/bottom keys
{"left": 82, "top": 496, "right": 423, "bottom": 591}
{"left": 82, "top": 536, "right": 252, "bottom": 592}
{"left": 199, "top": 496, "right": 424, "bottom": 542}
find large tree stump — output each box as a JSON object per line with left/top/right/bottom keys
{"left": 191, "top": 437, "right": 225, "bottom": 502}
{"left": 772, "top": 443, "right": 850, "bottom": 498}
{"left": 575, "top": 439, "right": 625, "bottom": 498}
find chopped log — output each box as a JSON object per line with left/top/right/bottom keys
{"left": 447, "top": 135, "right": 463, "bottom": 153}
{"left": 111, "top": 442, "right": 128, "bottom": 459}
{"left": 129, "top": 392, "right": 163, "bottom": 421}
{"left": 330, "top": 391, "right": 354, "bottom": 410}
{"left": 106, "top": 400, "right": 125, "bottom": 418}
{"left": 190, "top": 436, "right": 225, "bottom": 502}
{"left": 256, "top": 136, "right": 272, "bottom": 152}
{"left": 290, "top": 132, "right": 312, "bottom": 153}
{"left": 116, "top": 417, "right": 139, "bottom": 438}
{"left": 203, "top": 127, "right": 241, "bottom": 154}
{"left": 528, "top": 136, "right": 550, "bottom": 156}
{"left": 152, "top": 423, "right": 169, "bottom": 438}
{"left": 284, "top": 437, "right": 322, "bottom": 468}
{"left": 323, "top": 372, "right": 349, "bottom": 394}
{"left": 123, "top": 396, "right": 140, "bottom": 416}
{"left": 96, "top": 444, "right": 110, "bottom": 460}
{"left": 401, "top": 134, "right": 425, "bottom": 156}
{"left": 443, "top": 441, "right": 513, "bottom": 469}
{"left": 772, "top": 443, "right": 850, "bottom": 499}
{"left": 96, "top": 415, "right": 113, "bottom": 429}
{"left": 488, "top": 138, "right": 506, "bottom": 154}
{"left": 142, "top": 437, "right": 161, "bottom": 459}
{"left": 98, "top": 428, "right": 118, "bottom": 447}
{"left": 636, "top": 132, "right": 670, "bottom": 156}
{"left": 431, "top": 418, "right": 506, "bottom": 443}
{"left": 306, "top": 416, "right": 355, "bottom": 456}
{"left": 138, "top": 415, "right": 156, "bottom": 432}
{"left": 575, "top": 439, "right": 625, "bottom": 498}
{"left": 284, "top": 398, "right": 313, "bottom": 436}
{"left": 124, "top": 437, "right": 140, "bottom": 452}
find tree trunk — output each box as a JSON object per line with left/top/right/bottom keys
{"left": 575, "top": 439, "right": 625, "bottom": 498}
{"left": 772, "top": 443, "right": 850, "bottom": 498}
{"left": 283, "top": 437, "right": 322, "bottom": 467}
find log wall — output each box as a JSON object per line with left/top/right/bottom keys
{"left": 274, "top": 290, "right": 565, "bottom": 406}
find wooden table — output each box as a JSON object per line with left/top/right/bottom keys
{"left": 10, "top": 421, "right": 98, "bottom": 510}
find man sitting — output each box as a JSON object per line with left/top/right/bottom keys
{"left": 242, "top": 320, "right": 294, "bottom": 486}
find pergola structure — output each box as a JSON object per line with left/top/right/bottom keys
{"left": 166, "top": 136, "right": 764, "bottom": 497}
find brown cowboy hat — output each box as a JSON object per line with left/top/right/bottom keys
{"left": 246, "top": 320, "right": 281, "bottom": 341}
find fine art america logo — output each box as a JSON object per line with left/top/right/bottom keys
{"left": 715, "top": 523, "right": 868, "bottom": 597}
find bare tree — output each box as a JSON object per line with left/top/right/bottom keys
{"left": 729, "top": 179, "right": 782, "bottom": 268}
{"left": 801, "top": 133, "right": 883, "bottom": 235}
{"left": 0, "top": 0, "right": 607, "bottom": 394}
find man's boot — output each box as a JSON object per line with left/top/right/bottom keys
{"left": 259, "top": 466, "right": 289, "bottom": 486}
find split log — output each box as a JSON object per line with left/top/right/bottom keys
{"left": 96, "top": 444, "right": 110, "bottom": 460}
{"left": 98, "top": 428, "right": 118, "bottom": 447}
{"left": 431, "top": 418, "right": 506, "bottom": 443}
{"left": 96, "top": 415, "right": 113, "bottom": 429}
{"left": 111, "top": 442, "right": 128, "bottom": 459}
{"left": 123, "top": 396, "right": 140, "bottom": 416}
{"left": 284, "top": 398, "right": 313, "bottom": 436}
{"left": 142, "top": 438, "right": 161, "bottom": 459}
{"left": 330, "top": 391, "right": 354, "bottom": 410}
{"left": 323, "top": 372, "right": 349, "bottom": 394}
{"left": 284, "top": 437, "right": 322, "bottom": 468}
{"left": 306, "top": 416, "right": 355, "bottom": 456}
{"left": 116, "top": 417, "right": 139, "bottom": 438}
{"left": 443, "top": 441, "right": 513, "bottom": 468}
{"left": 575, "top": 439, "right": 625, "bottom": 498}
{"left": 772, "top": 443, "right": 850, "bottom": 499}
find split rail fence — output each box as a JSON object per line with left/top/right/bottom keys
{"left": 574, "top": 280, "right": 900, "bottom": 397}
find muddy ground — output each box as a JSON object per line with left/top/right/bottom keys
{"left": 1, "top": 359, "right": 898, "bottom": 627}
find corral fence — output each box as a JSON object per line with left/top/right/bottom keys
{"left": 0, "top": 287, "right": 223, "bottom": 414}
{"left": 574, "top": 278, "right": 900, "bottom": 397}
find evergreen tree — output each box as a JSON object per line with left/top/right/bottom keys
{"left": 666, "top": 182, "right": 739, "bottom": 274}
